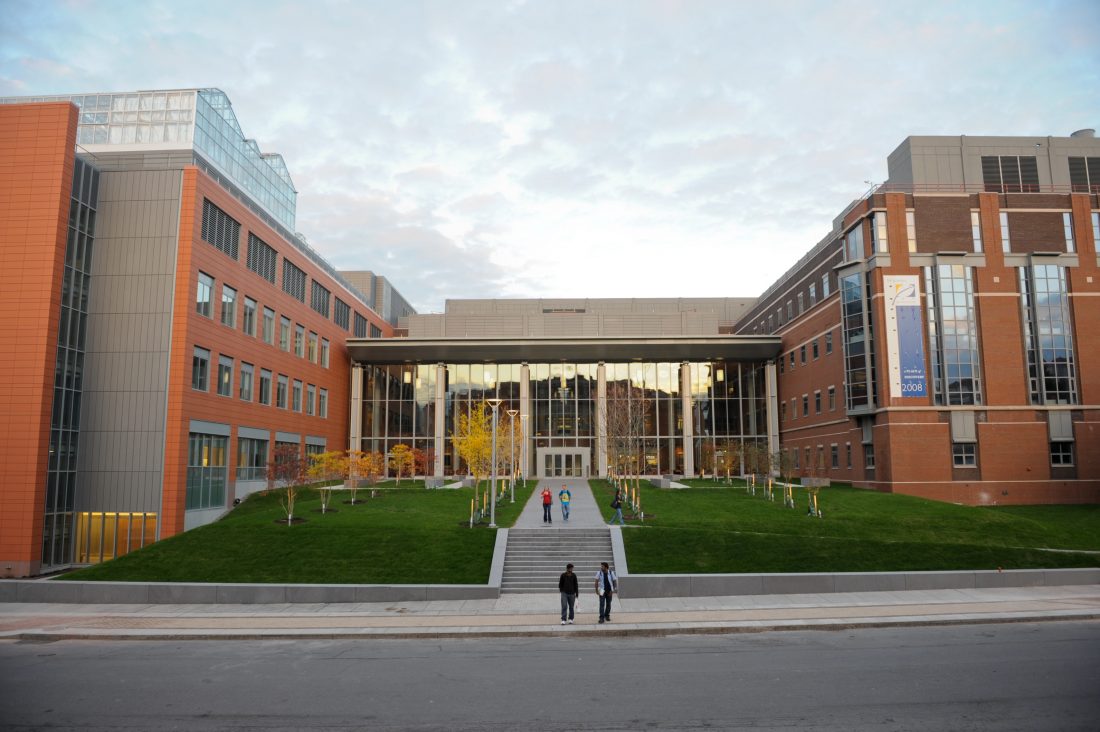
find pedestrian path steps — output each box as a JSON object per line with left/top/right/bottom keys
{"left": 500, "top": 528, "right": 614, "bottom": 594}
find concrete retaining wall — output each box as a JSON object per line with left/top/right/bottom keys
{"left": 617, "top": 568, "right": 1100, "bottom": 598}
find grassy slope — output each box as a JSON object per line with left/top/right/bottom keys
{"left": 60, "top": 480, "right": 536, "bottom": 584}
{"left": 590, "top": 479, "right": 1100, "bottom": 573}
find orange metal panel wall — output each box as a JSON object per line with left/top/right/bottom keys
{"left": 0, "top": 103, "right": 76, "bottom": 577}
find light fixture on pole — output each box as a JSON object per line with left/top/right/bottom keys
{"left": 506, "top": 409, "right": 518, "bottom": 502}
{"left": 520, "top": 413, "right": 528, "bottom": 486}
{"left": 486, "top": 398, "right": 502, "bottom": 528}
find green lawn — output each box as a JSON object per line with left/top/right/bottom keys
{"left": 59, "top": 479, "right": 536, "bottom": 584}
{"left": 590, "top": 478, "right": 1100, "bottom": 573}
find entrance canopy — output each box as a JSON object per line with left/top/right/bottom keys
{"left": 346, "top": 335, "right": 781, "bottom": 365}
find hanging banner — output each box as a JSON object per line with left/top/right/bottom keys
{"left": 884, "top": 275, "right": 927, "bottom": 398}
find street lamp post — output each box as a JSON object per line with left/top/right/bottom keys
{"left": 520, "top": 413, "right": 528, "bottom": 487}
{"left": 507, "top": 409, "right": 518, "bottom": 502}
{"left": 487, "top": 398, "right": 502, "bottom": 528}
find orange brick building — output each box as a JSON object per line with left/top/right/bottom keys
{"left": 0, "top": 91, "right": 402, "bottom": 577}
{"left": 738, "top": 133, "right": 1100, "bottom": 505}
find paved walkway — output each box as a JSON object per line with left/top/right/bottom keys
{"left": 2, "top": 586, "right": 1097, "bottom": 641}
{"left": 514, "top": 477, "right": 608, "bottom": 528}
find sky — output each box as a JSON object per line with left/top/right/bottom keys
{"left": 2, "top": 0, "right": 1098, "bottom": 313}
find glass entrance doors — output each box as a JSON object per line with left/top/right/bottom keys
{"left": 537, "top": 448, "right": 589, "bottom": 478}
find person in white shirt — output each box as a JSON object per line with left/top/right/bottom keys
{"left": 594, "top": 562, "right": 618, "bottom": 623}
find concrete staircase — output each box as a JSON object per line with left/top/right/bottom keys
{"left": 501, "top": 528, "right": 614, "bottom": 594}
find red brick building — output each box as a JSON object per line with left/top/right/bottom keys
{"left": 737, "top": 133, "right": 1100, "bottom": 505}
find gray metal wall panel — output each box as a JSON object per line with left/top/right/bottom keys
{"left": 77, "top": 169, "right": 180, "bottom": 513}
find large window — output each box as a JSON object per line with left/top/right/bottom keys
{"left": 242, "top": 297, "right": 257, "bottom": 336}
{"left": 259, "top": 369, "right": 272, "bottom": 405}
{"left": 220, "top": 285, "right": 236, "bottom": 327}
{"left": 320, "top": 338, "right": 330, "bottom": 368}
{"left": 354, "top": 311, "right": 368, "bottom": 338}
{"left": 239, "top": 362, "right": 254, "bottom": 401}
{"left": 237, "top": 437, "right": 268, "bottom": 480}
{"left": 924, "top": 264, "right": 982, "bottom": 405}
{"left": 334, "top": 298, "right": 351, "bottom": 330}
{"left": 216, "top": 355, "right": 233, "bottom": 397}
{"left": 246, "top": 233, "right": 277, "bottom": 283}
{"left": 279, "top": 316, "right": 290, "bottom": 351}
{"left": 308, "top": 331, "right": 318, "bottom": 362}
{"left": 310, "top": 281, "right": 330, "bottom": 317}
{"left": 200, "top": 199, "right": 240, "bottom": 260}
{"left": 186, "top": 433, "right": 226, "bottom": 510}
{"left": 196, "top": 272, "right": 214, "bottom": 317}
{"left": 1020, "top": 264, "right": 1078, "bottom": 404}
{"left": 192, "top": 347, "right": 210, "bottom": 391}
{"left": 282, "top": 259, "right": 306, "bottom": 301}
{"left": 306, "top": 384, "right": 316, "bottom": 416}
{"left": 292, "top": 379, "right": 303, "bottom": 412}
{"left": 294, "top": 324, "right": 304, "bottom": 358}
{"left": 262, "top": 307, "right": 275, "bottom": 345}
{"left": 844, "top": 224, "right": 864, "bottom": 261}
{"left": 840, "top": 273, "right": 873, "bottom": 410}
{"left": 276, "top": 374, "right": 288, "bottom": 409}
{"left": 319, "top": 388, "right": 328, "bottom": 418}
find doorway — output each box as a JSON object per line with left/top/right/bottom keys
{"left": 537, "top": 448, "right": 590, "bottom": 478}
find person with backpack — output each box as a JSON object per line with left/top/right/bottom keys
{"left": 558, "top": 485, "right": 571, "bottom": 521}
{"left": 609, "top": 490, "right": 625, "bottom": 526}
{"left": 541, "top": 486, "right": 553, "bottom": 524}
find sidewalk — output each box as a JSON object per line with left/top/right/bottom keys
{"left": 3, "top": 585, "right": 1098, "bottom": 641}
{"left": 514, "top": 477, "right": 607, "bottom": 528}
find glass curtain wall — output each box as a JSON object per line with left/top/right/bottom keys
{"left": 359, "top": 360, "right": 769, "bottom": 477}
{"left": 924, "top": 264, "right": 983, "bottom": 405}
{"left": 1019, "top": 264, "right": 1078, "bottom": 404}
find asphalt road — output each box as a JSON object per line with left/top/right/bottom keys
{"left": 1, "top": 621, "right": 1098, "bottom": 731}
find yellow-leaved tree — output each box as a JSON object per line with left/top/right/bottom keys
{"left": 307, "top": 450, "right": 347, "bottom": 513}
{"left": 388, "top": 443, "right": 415, "bottom": 485}
{"left": 346, "top": 449, "right": 384, "bottom": 504}
{"left": 453, "top": 401, "right": 492, "bottom": 514}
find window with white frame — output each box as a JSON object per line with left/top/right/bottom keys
{"left": 216, "top": 355, "right": 233, "bottom": 397}
{"left": 220, "top": 285, "right": 236, "bottom": 327}
{"left": 196, "top": 272, "right": 213, "bottom": 317}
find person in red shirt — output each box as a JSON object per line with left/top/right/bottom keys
{"left": 541, "top": 486, "right": 553, "bottom": 524}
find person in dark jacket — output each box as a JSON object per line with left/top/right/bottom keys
{"left": 559, "top": 563, "right": 579, "bottom": 624}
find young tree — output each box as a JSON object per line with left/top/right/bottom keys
{"left": 699, "top": 441, "right": 716, "bottom": 481}
{"left": 774, "top": 448, "right": 798, "bottom": 508}
{"left": 453, "top": 402, "right": 492, "bottom": 513}
{"left": 268, "top": 443, "right": 306, "bottom": 523}
{"left": 346, "top": 450, "right": 384, "bottom": 504}
{"left": 388, "top": 443, "right": 415, "bottom": 485}
{"left": 605, "top": 382, "right": 648, "bottom": 497}
{"left": 411, "top": 446, "right": 434, "bottom": 478}
{"left": 307, "top": 450, "right": 346, "bottom": 513}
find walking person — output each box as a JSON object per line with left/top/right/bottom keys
{"left": 559, "top": 563, "right": 578, "bottom": 625}
{"left": 609, "top": 490, "right": 625, "bottom": 526}
{"left": 541, "top": 486, "right": 553, "bottom": 524}
{"left": 594, "top": 562, "right": 617, "bottom": 623}
{"left": 558, "top": 484, "right": 571, "bottom": 521}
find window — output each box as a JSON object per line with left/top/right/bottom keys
{"left": 793, "top": 447, "right": 800, "bottom": 469}
{"left": 320, "top": 338, "right": 330, "bottom": 368}
{"left": 800, "top": 345, "right": 806, "bottom": 364}
{"left": 971, "top": 211, "right": 983, "bottom": 252}
{"left": 308, "top": 331, "right": 318, "bottom": 362}
{"left": 802, "top": 395, "right": 809, "bottom": 417}
{"left": 865, "top": 445, "right": 875, "bottom": 469}
{"left": 768, "top": 314, "right": 775, "bottom": 331}
{"left": 279, "top": 316, "right": 290, "bottom": 351}
{"left": 828, "top": 386, "right": 836, "bottom": 411}
{"left": 319, "top": 388, "right": 328, "bottom": 418}
{"left": 797, "top": 292, "right": 805, "bottom": 314}
{"left": 242, "top": 297, "right": 257, "bottom": 336}
{"left": 220, "top": 285, "right": 236, "bottom": 327}
{"left": 259, "top": 369, "right": 272, "bottom": 405}
{"left": 262, "top": 307, "right": 275, "bottom": 345}
{"left": 812, "top": 340, "right": 819, "bottom": 360}
{"left": 292, "top": 379, "right": 303, "bottom": 412}
{"left": 1020, "top": 265, "right": 1078, "bottom": 404}
{"left": 789, "top": 352, "right": 795, "bottom": 369}
{"left": 1063, "top": 212, "right": 1075, "bottom": 253}
{"left": 841, "top": 273, "right": 873, "bottom": 410}
{"left": 236, "top": 437, "right": 268, "bottom": 480}
{"left": 294, "top": 324, "right": 304, "bottom": 358}
{"left": 814, "top": 391, "right": 821, "bottom": 414}
{"left": 845, "top": 224, "right": 864, "bottom": 261}
{"left": 310, "top": 281, "right": 330, "bottom": 317}
{"left": 192, "top": 347, "right": 210, "bottom": 391}
{"left": 282, "top": 259, "right": 306, "bottom": 301}
{"left": 821, "top": 273, "right": 830, "bottom": 299}
{"left": 906, "top": 211, "right": 916, "bottom": 252}
{"left": 306, "top": 384, "right": 315, "bottom": 416}
{"left": 1093, "top": 213, "right": 1100, "bottom": 247}
{"left": 354, "top": 311, "right": 368, "bottom": 338}
{"left": 246, "top": 233, "right": 277, "bottom": 283}
{"left": 781, "top": 402, "right": 787, "bottom": 421}
{"left": 825, "top": 332, "right": 833, "bottom": 354}
{"left": 276, "top": 374, "right": 288, "bottom": 409}
{"left": 952, "top": 443, "right": 977, "bottom": 467}
{"left": 334, "top": 298, "right": 350, "bottom": 329}
{"left": 216, "top": 355, "right": 233, "bottom": 397}
{"left": 786, "top": 301, "right": 793, "bottom": 321}
{"left": 1068, "top": 156, "right": 1100, "bottom": 193}
{"left": 186, "top": 433, "right": 226, "bottom": 510}
{"left": 830, "top": 444, "right": 839, "bottom": 469}
{"left": 196, "top": 272, "right": 213, "bottom": 317}
{"left": 982, "top": 155, "right": 1039, "bottom": 193}
{"left": 239, "top": 362, "right": 254, "bottom": 401}
{"left": 1050, "top": 442, "right": 1074, "bottom": 467}
{"left": 791, "top": 398, "right": 797, "bottom": 420}
{"left": 370, "top": 324, "right": 382, "bottom": 338}
{"left": 845, "top": 442, "right": 851, "bottom": 468}
{"left": 1000, "top": 212, "right": 1011, "bottom": 252}
{"left": 925, "top": 265, "right": 983, "bottom": 405}
{"left": 872, "top": 211, "right": 889, "bottom": 253}
{"left": 809, "top": 283, "right": 817, "bottom": 306}
{"left": 201, "top": 199, "right": 240, "bottom": 259}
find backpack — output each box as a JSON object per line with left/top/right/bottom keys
{"left": 610, "top": 497, "right": 621, "bottom": 509}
